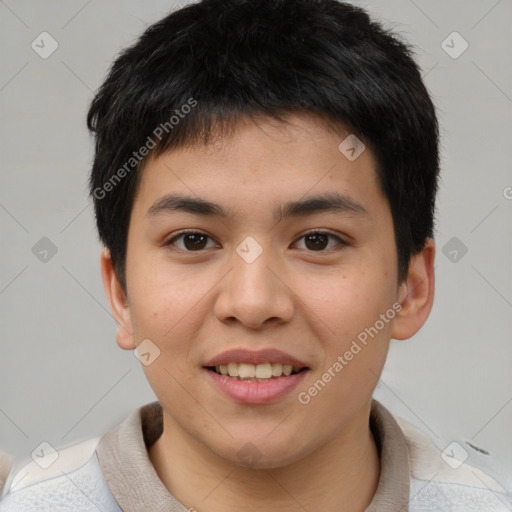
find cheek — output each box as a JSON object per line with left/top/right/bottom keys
{"left": 294, "top": 275, "right": 394, "bottom": 430}
{"left": 296, "top": 265, "right": 396, "bottom": 403}
{"left": 128, "top": 255, "right": 214, "bottom": 338}
{"left": 301, "top": 265, "right": 395, "bottom": 343}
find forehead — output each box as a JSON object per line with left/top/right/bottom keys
{"left": 132, "top": 113, "right": 384, "bottom": 221}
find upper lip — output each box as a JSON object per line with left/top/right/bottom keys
{"left": 203, "top": 348, "right": 309, "bottom": 369}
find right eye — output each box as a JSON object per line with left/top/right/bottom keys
{"left": 163, "top": 230, "right": 219, "bottom": 252}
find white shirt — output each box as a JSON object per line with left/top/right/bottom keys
{"left": 1, "top": 399, "right": 511, "bottom": 511}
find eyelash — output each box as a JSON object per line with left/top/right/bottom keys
{"left": 163, "top": 229, "right": 348, "bottom": 253}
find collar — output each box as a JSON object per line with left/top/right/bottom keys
{"left": 96, "top": 399, "right": 410, "bottom": 511}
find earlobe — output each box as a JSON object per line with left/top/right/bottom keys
{"left": 391, "top": 238, "right": 435, "bottom": 340}
{"left": 100, "top": 248, "right": 136, "bottom": 350}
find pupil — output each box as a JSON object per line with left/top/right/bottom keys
{"left": 185, "top": 234, "right": 207, "bottom": 250}
{"left": 305, "top": 233, "right": 327, "bottom": 250}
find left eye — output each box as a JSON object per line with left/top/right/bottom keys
{"left": 294, "top": 231, "right": 346, "bottom": 251}
{"left": 164, "top": 230, "right": 346, "bottom": 252}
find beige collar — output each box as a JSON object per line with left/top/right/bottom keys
{"left": 96, "top": 399, "right": 410, "bottom": 511}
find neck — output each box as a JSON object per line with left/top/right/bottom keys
{"left": 149, "top": 401, "right": 380, "bottom": 512}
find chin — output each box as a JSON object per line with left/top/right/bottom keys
{"left": 210, "top": 435, "right": 311, "bottom": 471}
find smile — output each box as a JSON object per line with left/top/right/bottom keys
{"left": 208, "top": 362, "right": 305, "bottom": 380}
{"left": 204, "top": 366, "right": 309, "bottom": 405}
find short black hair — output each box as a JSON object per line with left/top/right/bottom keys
{"left": 87, "top": 0, "right": 440, "bottom": 293}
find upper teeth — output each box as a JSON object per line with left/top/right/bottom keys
{"left": 215, "top": 363, "right": 296, "bottom": 378}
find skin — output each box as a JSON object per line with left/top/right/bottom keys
{"left": 101, "top": 113, "right": 435, "bottom": 512}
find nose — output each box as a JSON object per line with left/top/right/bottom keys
{"left": 213, "top": 239, "right": 295, "bottom": 330}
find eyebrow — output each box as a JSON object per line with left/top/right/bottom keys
{"left": 146, "top": 192, "right": 368, "bottom": 221}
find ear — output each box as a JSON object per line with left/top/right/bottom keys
{"left": 391, "top": 238, "right": 435, "bottom": 340}
{"left": 100, "top": 248, "right": 136, "bottom": 350}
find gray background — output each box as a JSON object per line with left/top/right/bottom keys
{"left": 1, "top": 0, "right": 511, "bottom": 487}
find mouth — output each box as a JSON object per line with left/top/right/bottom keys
{"left": 204, "top": 363, "right": 309, "bottom": 382}
{"left": 202, "top": 348, "right": 311, "bottom": 404}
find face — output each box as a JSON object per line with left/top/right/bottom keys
{"left": 106, "top": 113, "right": 424, "bottom": 469}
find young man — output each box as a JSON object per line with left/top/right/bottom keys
{"left": 1, "top": 0, "right": 510, "bottom": 510}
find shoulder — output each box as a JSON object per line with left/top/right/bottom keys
{"left": 393, "top": 414, "right": 512, "bottom": 511}
{"left": 0, "top": 437, "right": 121, "bottom": 512}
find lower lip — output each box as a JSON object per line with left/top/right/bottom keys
{"left": 204, "top": 368, "right": 309, "bottom": 405}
